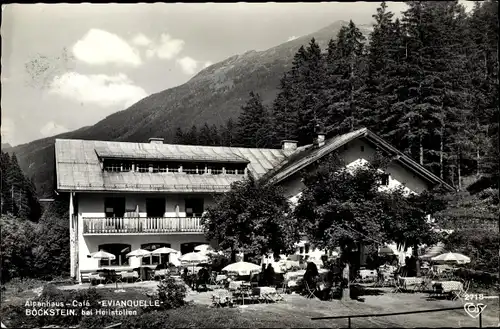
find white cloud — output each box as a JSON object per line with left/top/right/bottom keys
{"left": 287, "top": 36, "right": 298, "bottom": 42}
{"left": 1, "top": 117, "right": 15, "bottom": 144}
{"left": 49, "top": 72, "right": 148, "bottom": 108}
{"left": 73, "top": 29, "right": 142, "bottom": 66}
{"left": 176, "top": 57, "right": 199, "bottom": 75}
{"left": 203, "top": 61, "right": 213, "bottom": 69}
{"left": 147, "top": 33, "right": 185, "bottom": 60}
{"left": 131, "top": 33, "right": 152, "bottom": 47}
{"left": 40, "top": 121, "right": 69, "bottom": 137}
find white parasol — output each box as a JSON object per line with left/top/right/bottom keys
{"left": 126, "top": 248, "right": 152, "bottom": 258}
{"left": 90, "top": 250, "right": 116, "bottom": 260}
{"left": 179, "top": 252, "right": 209, "bottom": 264}
{"left": 431, "top": 252, "right": 470, "bottom": 264}
{"left": 222, "top": 261, "right": 261, "bottom": 276}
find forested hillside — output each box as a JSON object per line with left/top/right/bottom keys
{"left": 176, "top": 1, "right": 499, "bottom": 191}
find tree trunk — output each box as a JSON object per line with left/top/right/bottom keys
{"left": 440, "top": 125, "right": 444, "bottom": 179}
{"left": 413, "top": 243, "right": 420, "bottom": 277}
{"left": 350, "top": 59, "right": 355, "bottom": 130}
{"left": 477, "top": 147, "right": 481, "bottom": 176}
{"left": 457, "top": 149, "right": 462, "bottom": 190}
{"left": 342, "top": 262, "right": 350, "bottom": 301}
{"left": 419, "top": 134, "right": 424, "bottom": 166}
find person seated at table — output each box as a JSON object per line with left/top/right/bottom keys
{"left": 264, "top": 264, "right": 276, "bottom": 287}
{"left": 196, "top": 267, "right": 210, "bottom": 291}
{"left": 302, "top": 262, "right": 320, "bottom": 297}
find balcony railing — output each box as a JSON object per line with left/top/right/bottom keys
{"left": 83, "top": 217, "right": 203, "bottom": 234}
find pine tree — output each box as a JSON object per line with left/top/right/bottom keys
{"left": 221, "top": 118, "right": 237, "bottom": 147}
{"left": 297, "top": 38, "right": 327, "bottom": 145}
{"left": 359, "top": 2, "right": 395, "bottom": 133}
{"left": 185, "top": 125, "right": 199, "bottom": 145}
{"left": 324, "top": 21, "right": 366, "bottom": 135}
{"left": 199, "top": 123, "right": 212, "bottom": 146}
{"left": 210, "top": 124, "right": 221, "bottom": 146}
{"left": 174, "top": 127, "right": 184, "bottom": 144}
{"left": 235, "top": 92, "right": 273, "bottom": 148}
{"left": 271, "top": 73, "right": 300, "bottom": 145}
{"left": 271, "top": 46, "right": 309, "bottom": 145}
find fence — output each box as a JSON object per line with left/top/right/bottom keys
{"left": 311, "top": 306, "right": 484, "bottom": 328}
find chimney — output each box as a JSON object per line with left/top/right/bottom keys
{"left": 314, "top": 123, "right": 326, "bottom": 147}
{"left": 317, "top": 133, "right": 325, "bottom": 147}
{"left": 281, "top": 140, "right": 298, "bottom": 151}
{"left": 148, "top": 137, "right": 164, "bottom": 144}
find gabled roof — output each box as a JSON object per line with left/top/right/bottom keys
{"left": 266, "top": 128, "right": 455, "bottom": 192}
{"left": 54, "top": 128, "right": 455, "bottom": 193}
{"left": 54, "top": 139, "right": 293, "bottom": 192}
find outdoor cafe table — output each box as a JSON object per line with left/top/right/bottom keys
{"left": 252, "top": 286, "right": 277, "bottom": 296}
{"left": 398, "top": 277, "right": 422, "bottom": 289}
{"left": 229, "top": 280, "right": 245, "bottom": 291}
{"left": 432, "top": 280, "right": 463, "bottom": 293}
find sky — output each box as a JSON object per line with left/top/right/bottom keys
{"left": 1, "top": 2, "right": 473, "bottom": 146}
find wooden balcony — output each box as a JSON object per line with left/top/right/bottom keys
{"left": 82, "top": 217, "right": 203, "bottom": 235}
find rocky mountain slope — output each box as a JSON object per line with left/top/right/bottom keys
{"left": 8, "top": 20, "right": 372, "bottom": 197}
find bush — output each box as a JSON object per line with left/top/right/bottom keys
{"left": 445, "top": 229, "right": 499, "bottom": 273}
{"left": 0, "top": 216, "right": 37, "bottom": 283}
{"left": 4, "top": 277, "right": 44, "bottom": 294}
{"left": 155, "top": 273, "right": 187, "bottom": 310}
{"left": 454, "top": 268, "right": 499, "bottom": 288}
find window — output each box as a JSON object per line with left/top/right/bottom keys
{"left": 146, "top": 198, "right": 165, "bottom": 218}
{"left": 305, "top": 244, "right": 310, "bottom": 254}
{"left": 183, "top": 165, "right": 198, "bottom": 174}
{"left": 104, "top": 197, "right": 125, "bottom": 218}
{"left": 141, "top": 243, "right": 171, "bottom": 265}
{"left": 381, "top": 174, "right": 390, "bottom": 186}
{"left": 185, "top": 198, "right": 204, "bottom": 217}
{"left": 360, "top": 145, "right": 365, "bottom": 152}
{"left": 136, "top": 163, "right": 149, "bottom": 173}
{"left": 98, "top": 244, "right": 130, "bottom": 267}
{"left": 121, "top": 162, "right": 132, "bottom": 172}
{"left": 104, "top": 161, "right": 121, "bottom": 172}
{"left": 299, "top": 247, "right": 304, "bottom": 254}
{"left": 180, "top": 242, "right": 205, "bottom": 255}
{"left": 210, "top": 166, "right": 223, "bottom": 174}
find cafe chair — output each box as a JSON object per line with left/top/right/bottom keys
{"left": 305, "top": 282, "right": 318, "bottom": 299}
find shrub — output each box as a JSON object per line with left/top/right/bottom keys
{"left": 0, "top": 216, "right": 37, "bottom": 283}
{"left": 445, "top": 229, "right": 499, "bottom": 273}
{"left": 156, "top": 273, "right": 187, "bottom": 310}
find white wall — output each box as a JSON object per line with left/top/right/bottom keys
{"left": 77, "top": 192, "right": 216, "bottom": 218}
{"left": 280, "top": 138, "right": 430, "bottom": 204}
{"left": 278, "top": 138, "right": 432, "bottom": 263}
{"left": 79, "top": 234, "right": 210, "bottom": 273}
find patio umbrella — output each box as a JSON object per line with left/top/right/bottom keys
{"left": 222, "top": 261, "right": 261, "bottom": 276}
{"left": 90, "top": 250, "right": 116, "bottom": 260}
{"left": 431, "top": 252, "right": 471, "bottom": 264}
{"left": 126, "top": 248, "right": 151, "bottom": 258}
{"left": 180, "top": 252, "right": 209, "bottom": 274}
{"left": 194, "top": 244, "right": 212, "bottom": 252}
{"left": 179, "top": 252, "right": 209, "bottom": 263}
{"left": 151, "top": 247, "right": 179, "bottom": 265}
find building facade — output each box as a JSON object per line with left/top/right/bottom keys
{"left": 54, "top": 128, "right": 454, "bottom": 280}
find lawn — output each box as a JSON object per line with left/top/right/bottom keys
{"left": 2, "top": 281, "right": 499, "bottom": 328}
